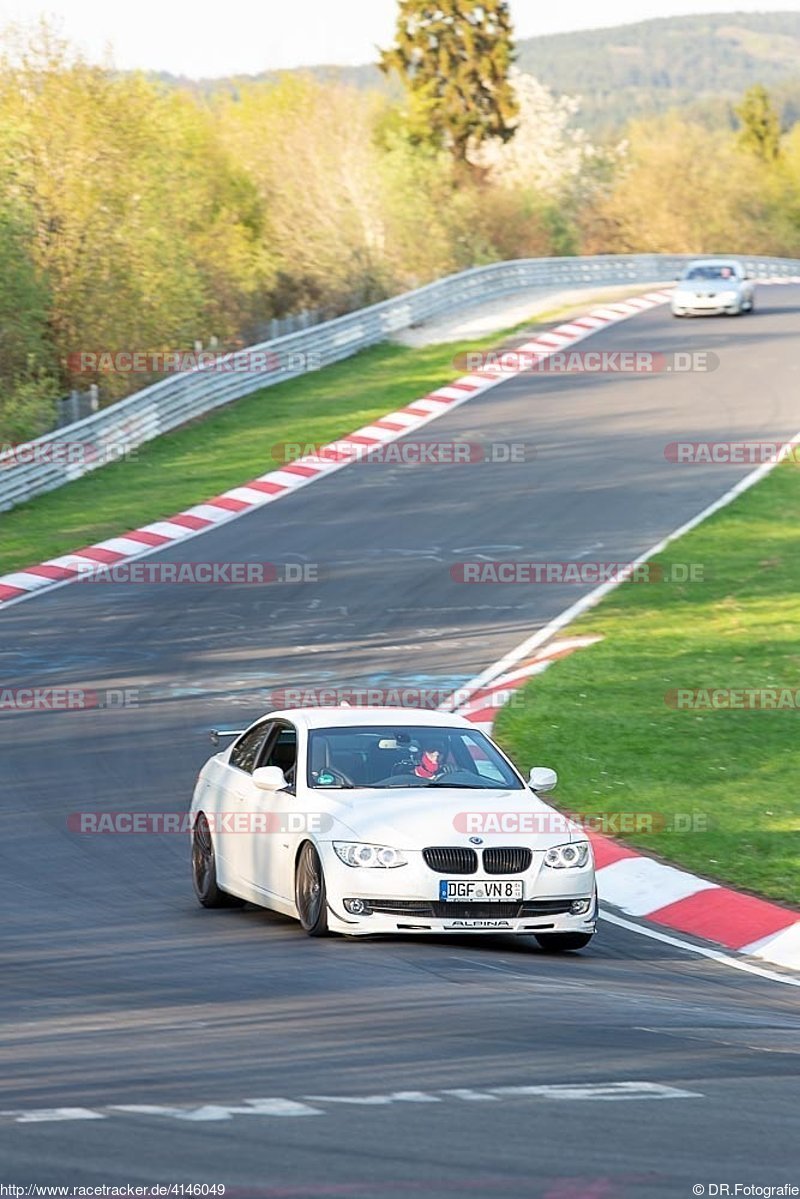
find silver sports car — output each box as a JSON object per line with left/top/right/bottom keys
{"left": 671, "top": 259, "right": 756, "bottom": 317}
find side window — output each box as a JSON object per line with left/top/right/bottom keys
{"left": 230, "top": 723, "right": 272, "bottom": 774}
{"left": 259, "top": 722, "right": 298, "bottom": 786}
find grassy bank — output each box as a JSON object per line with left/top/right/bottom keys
{"left": 0, "top": 334, "right": 515, "bottom": 578}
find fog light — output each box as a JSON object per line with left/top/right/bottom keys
{"left": 570, "top": 899, "right": 592, "bottom": 915}
{"left": 344, "top": 899, "right": 369, "bottom": 915}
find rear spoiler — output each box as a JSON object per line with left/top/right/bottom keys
{"left": 209, "top": 728, "right": 244, "bottom": 747}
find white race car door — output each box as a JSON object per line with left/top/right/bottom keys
{"left": 215, "top": 720, "right": 275, "bottom": 890}
{"left": 228, "top": 720, "right": 299, "bottom": 902}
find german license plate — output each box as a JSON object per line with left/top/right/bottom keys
{"left": 440, "top": 880, "right": 523, "bottom": 902}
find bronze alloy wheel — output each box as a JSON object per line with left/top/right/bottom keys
{"left": 295, "top": 842, "right": 329, "bottom": 936}
{"left": 192, "top": 813, "right": 245, "bottom": 909}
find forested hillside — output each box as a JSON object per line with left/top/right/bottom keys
{"left": 158, "top": 12, "right": 800, "bottom": 130}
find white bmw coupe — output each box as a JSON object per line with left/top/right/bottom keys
{"left": 190, "top": 708, "right": 597, "bottom": 951}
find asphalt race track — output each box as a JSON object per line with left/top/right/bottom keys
{"left": 2, "top": 291, "right": 800, "bottom": 1197}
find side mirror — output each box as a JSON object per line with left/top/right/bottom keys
{"left": 252, "top": 766, "right": 288, "bottom": 792}
{"left": 745, "top": 270, "right": 755, "bottom": 280}
{"left": 529, "top": 767, "right": 558, "bottom": 794}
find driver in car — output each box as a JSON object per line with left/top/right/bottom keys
{"left": 396, "top": 738, "right": 456, "bottom": 781}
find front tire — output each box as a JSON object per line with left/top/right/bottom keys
{"left": 192, "top": 813, "right": 245, "bottom": 908}
{"left": 295, "top": 843, "right": 329, "bottom": 937}
{"left": 534, "top": 932, "right": 593, "bottom": 953}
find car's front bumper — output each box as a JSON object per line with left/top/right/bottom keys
{"left": 319, "top": 844, "right": 597, "bottom": 936}
{"left": 327, "top": 900, "right": 597, "bottom": 937}
{"left": 672, "top": 296, "right": 741, "bottom": 315}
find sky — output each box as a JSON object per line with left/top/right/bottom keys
{"left": 0, "top": 0, "right": 798, "bottom": 77}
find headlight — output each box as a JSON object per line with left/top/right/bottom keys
{"left": 544, "top": 842, "right": 590, "bottom": 869}
{"left": 720, "top": 290, "right": 738, "bottom": 302}
{"left": 333, "top": 842, "right": 408, "bottom": 868}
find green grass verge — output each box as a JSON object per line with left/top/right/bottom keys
{"left": 494, "top": 461, "right": 800, "bottom": 906}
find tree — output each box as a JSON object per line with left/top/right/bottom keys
{"left": 380, "top": 0, "right": 519, "bottom": 164}
{"left": 0, "top": 194, "right": 58, "bottom": 442}
{"left": 0, "top": 21, "right": 271, "bottom": 404}
{"left": 581, "top": 116, "right": 769, "bottom": 256}
{"left": 217, "top": 76, "right": 392, "bottom": 312}
{"left": 736, "top": 85, "right": 781, "bottom": 162}
{"left": 477, "top": 70, "right": 599, "bottom": 194}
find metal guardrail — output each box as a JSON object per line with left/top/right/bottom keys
{"left": 2, "top": 252, "right": 799, "bottom": 513}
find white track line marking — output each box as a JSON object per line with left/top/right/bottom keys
{"left": 0, "top": 1107, "right": 107, "bottom": 1122}
{"left": 0, "top": 1082, "right": 702, "bottom": 1124}
{"left": 601, "top": 911, "right": 800, "bottom": 988}
{"left": 488, "top": 1082, "right": 701, "bottom": 1100}
{"left": 109, "top": 1098, "right": 321, "bottom": 1120}
{"left": 303, "top": 1091, "right": 442, "bottom": 1105}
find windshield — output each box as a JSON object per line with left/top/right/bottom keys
{"left": 307, "top": 725, "right": 525, "bottom": 790}
{"left": 683, "top": 265, "right": 739, "bottom": 281}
